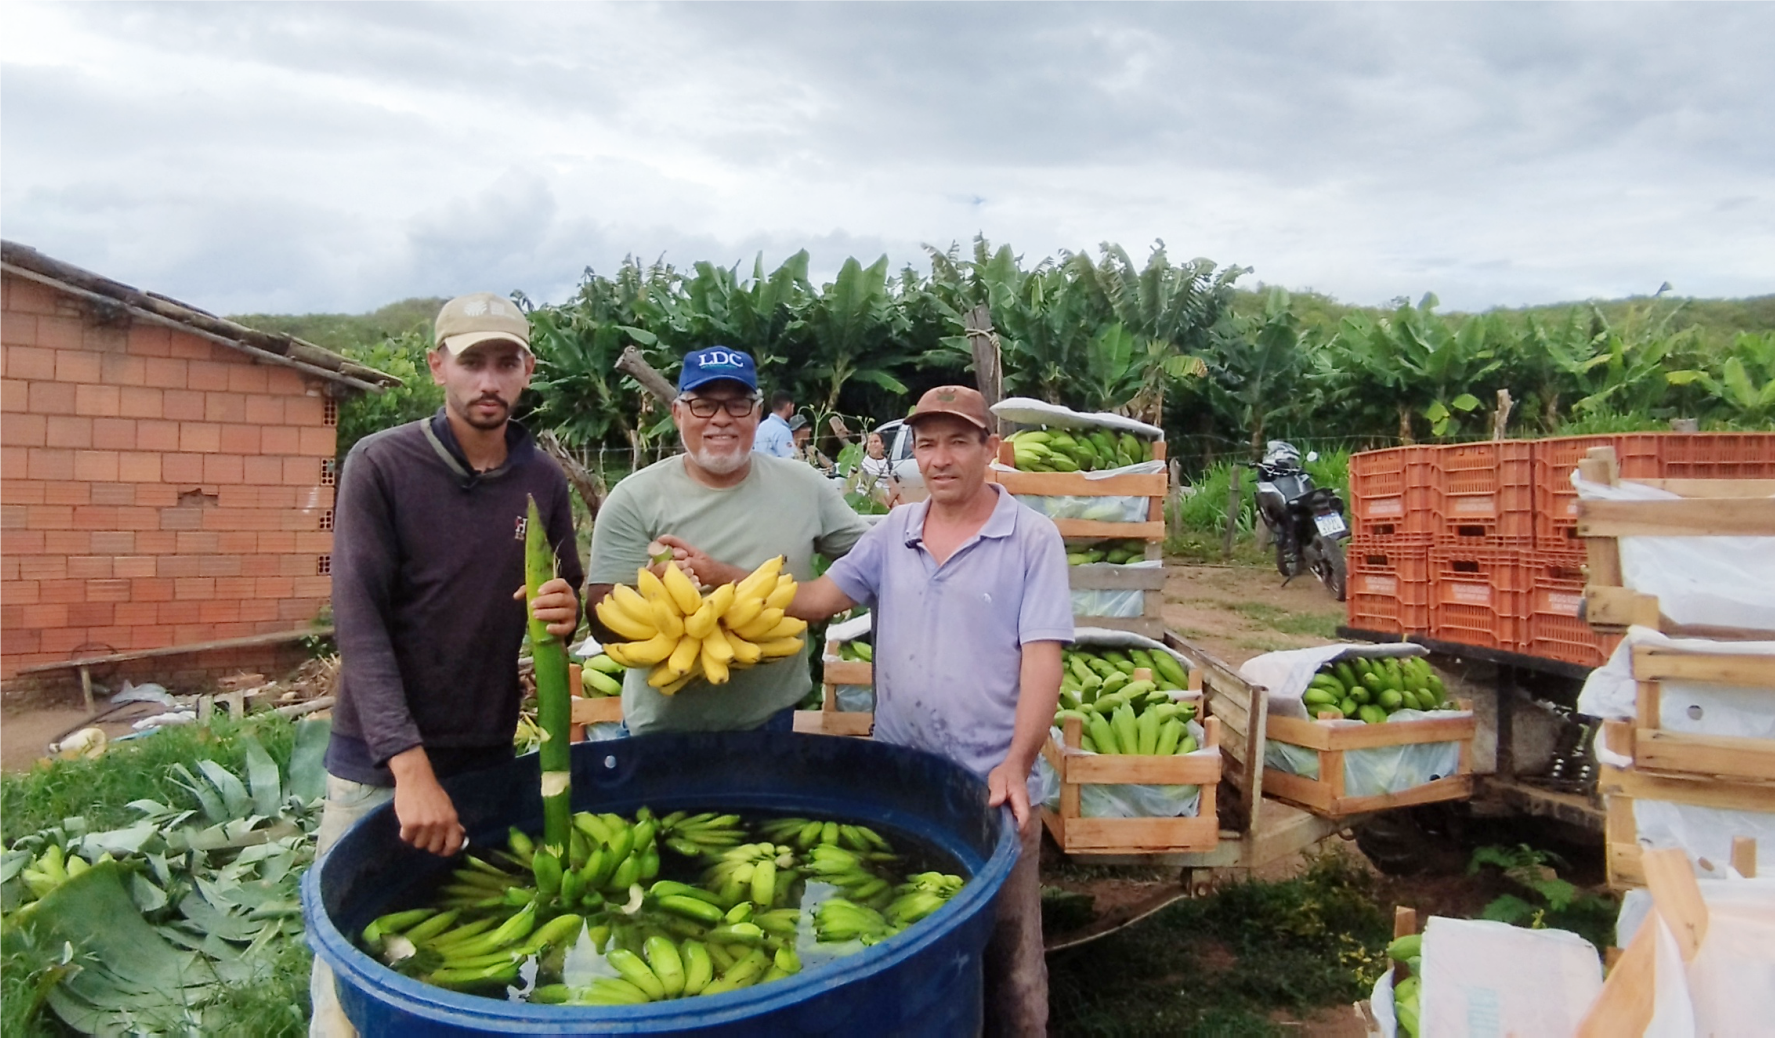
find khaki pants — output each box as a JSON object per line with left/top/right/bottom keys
{"left": 308, "top": 776, "right": 394, "bottom": 1038}
{"left": 984, "top": 815, "right": 1048, "bottom": 1037}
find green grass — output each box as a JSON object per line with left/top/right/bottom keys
{"left": 1, "top": 714, "right": 298, "bottom": 844}
{"left": 1227, "top": 602, "right": 1342, "bottom": 639}
{"left": 1048, "top": 853, "right": 1390, "bottom": 1036}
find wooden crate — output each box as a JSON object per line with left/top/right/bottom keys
{"left": 1039, "top": 713, "right": 1222, "bottom": 854}
{"left": 1619, "top": 645, "right": 1774, "bottom": 784}
{"left": 567, "top": 663, "right": 623, "bottom": 740}
{"left": 1576, "top": 446, "right": 1775, "bottom": 638}
{"left": 1262, "top": 704, "right": 1477, "bottom": 817}
{"left": 1597, "top": 721, "right": 1773, "bottom": 891}
{"left": 991, "top": 439, "right": 1168, "bottom": 542}
{"left": 1068, "top": 561, "right": 1167, "bottom": 639}
{"left": 797, "top": 651, "right": 874, "bottom": 738}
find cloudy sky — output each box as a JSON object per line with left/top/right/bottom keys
{"left": 3, "top": 2, "right": 1771, "bottom": 316}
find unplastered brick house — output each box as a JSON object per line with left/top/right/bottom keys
{"left": 1, "top": 241, "right": 399, "bottom": 691}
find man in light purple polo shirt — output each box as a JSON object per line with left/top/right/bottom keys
{"left": 789, "top": 385, "right": 1071, "bottom": 1036}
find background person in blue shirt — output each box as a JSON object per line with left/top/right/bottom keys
{"left": 787, "top": 385, "right": 1070, "bottom": 1036}
{"left": 753, "top": 389, "right": 797, "bottom": 457}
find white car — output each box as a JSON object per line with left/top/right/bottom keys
{"left": 874, "top": 419, "right": 925, "bottom": 501}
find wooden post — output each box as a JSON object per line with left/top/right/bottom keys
{"left": 1492, "top": 388, "right": 1514, "bottom": 440}
{"left": 1222, "top": 465, "right": 1242, "bottom": 560}
{"left": 615, "top": 345, "right": 678, "bottom": 407}
{"left": 964, "top": 305, "right": 1007, "bottom": 437}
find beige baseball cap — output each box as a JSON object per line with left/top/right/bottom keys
{"left": 434, "top": 292, "right": 531, "bottom": 355}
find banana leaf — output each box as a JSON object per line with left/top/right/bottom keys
{"left": 14, "top": 861, "right": 216, "bottom": 1035}
{"left": 287, "top": 718, "right": 331, "bottom": 803}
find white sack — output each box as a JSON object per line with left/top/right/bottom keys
{"left": 990, "top": 397, "right": 1165, "bottom": 440}
{"left": 1419, "top": 917, "right": 1602, "bottom": 1038}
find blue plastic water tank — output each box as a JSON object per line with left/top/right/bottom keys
{"left": 302, "top": 730, "right": 1020, "bottom": 1036}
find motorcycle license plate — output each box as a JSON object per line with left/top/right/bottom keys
{"left": 1313, "top": 512, "right": 1347, "bottom": 537}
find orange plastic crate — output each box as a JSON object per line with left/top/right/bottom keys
{"left": 1429, "top": 546, "right": 1528, "bottom": 652}
{"left": 1522, "top": 552, "right": 1614, "bottom": 667}
{"left": 1348, "top": 446, "right": 1437, "bottom": 543}
{"left": 1345, "top": 539, "right": 1431, "bottom": 635}
{"left": 1659, "top": 432, "right": 1775, "bottom": 480}
{"left": 1532, "top": 434, "right": 1663, "bottom": 549}
{"left": 1432, "top": 441, "right": 1535, "bottom": 546}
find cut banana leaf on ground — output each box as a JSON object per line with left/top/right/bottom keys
{"left": 14, "top": 861, "right": 218, "bottom": 1035}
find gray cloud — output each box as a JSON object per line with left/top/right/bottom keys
{"left": 2, "top": 2, "right": 1769, "bottom": 315}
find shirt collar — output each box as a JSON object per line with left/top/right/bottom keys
{"left": 425, "top": 408, "right": 533, "bottom": 479}
{"left": 906, "top": 483, "right": 1018, "bottom": 542}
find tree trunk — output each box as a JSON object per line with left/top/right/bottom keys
{"left": 1491, "top": 388, "right": 1514, "bottom": 440}
{"left": 616, "top": 345, "right": 677, "bottom": 407}
{"left": 965, "top": 305, "right": 1008, "bottom": 437}
{"left": 1398, "top": 406, "right": 1415, "bottom": 445}
{"left": 536, "top": 430, "right": 606, "bottom": 529}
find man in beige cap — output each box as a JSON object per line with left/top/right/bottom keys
{"left": 309, "top": 293, "right": 583, "bottom": 1036}
{"left": 786, "top": 385, "right": 1071, "bottom": 1035}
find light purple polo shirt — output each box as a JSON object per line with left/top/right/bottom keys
{"left": 826, "top": 484, "right": 1074, "bottom": 786}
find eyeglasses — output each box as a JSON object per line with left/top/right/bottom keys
{"left": 680, "top": 395, "right": 759, "bottom": 418}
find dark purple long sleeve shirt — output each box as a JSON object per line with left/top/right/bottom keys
{"left": 323, "top": 410, "right": 584, "bottom": 786}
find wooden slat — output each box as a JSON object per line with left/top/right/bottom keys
{"left": 1583, "top": 585, "right": 1659, "bottom": 629}
{"left": 1636, "top": 478, "right": 1776, "bottom": 498}
{"left": 1050, "top": 518, "right": 1166, "bottom": 540}
{"left": 792, "top": 711, "right": 873, "bottom": 736}
{"left": 15, "top": 627, "right": 335, "bottom": 674}
{"left": 1632, "top": 647, "right": 1774, "bottom": 686}
{"left": 1635, "top": 729, "right": 1776, "bottom": 782}
{"left": 1075, "top": 615, "right": 1164, "bottom": 637}
{"left": 1068, "top": 565, "right": 1167, "bottom": 591}
{"left": 991, "top": 468, "right": 1167, "bottom": 498}
{"left": 1264, "top": 770, "right": 1476, "bottom": 816}
{"left": 1265, "top": 711, "right": 1477, "bottom": 751}
{"left": 1577, "top": 910, "right": 1656, "bottom": 1036}
{"left": 1577, "top": 497, "right": 1774, "bottom": 538}
{"left": 570, "top": 696, "right": 624, "bottom": 725}
{"left": 1041, "top": 811, "right": 1219, "bottom": 853}
{"left": 1058, "top": 751, "right": 1222, "bottom": 785}
{"left": 822, "top": 660, "right": 874, "bottom": 686}
{"left": 1642, "top": 847, "right": 1709, "bottom": 959}
{"left": 1598, "top": 765, "right": 1774, "bottom": 812}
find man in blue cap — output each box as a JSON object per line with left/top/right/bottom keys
{"left": 583, "top": 346, "right": 871, "bottom": 733}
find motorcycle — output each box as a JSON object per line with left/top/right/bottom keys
{"left": 1254, "top": 440, "right": 1349, "bottom": 601}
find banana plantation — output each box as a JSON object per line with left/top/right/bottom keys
{"left": 335, "top": 238, "right": 1774, "bottom": 476}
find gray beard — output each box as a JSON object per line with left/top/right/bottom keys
{"left": 686, "top": 443, "right": 750, "bottom": 477}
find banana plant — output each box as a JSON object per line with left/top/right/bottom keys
{"left": 1666, "top": 331, "right": 1776, "bottom": 427}
{"left": 1331, "top": 294, "right": 1504, "bottom": 440}
{"left": 1197, "top": 286, "right": 1310, "bottom": 452}
{"left": 799, "top": 255, "right": 912, "bottom": 415}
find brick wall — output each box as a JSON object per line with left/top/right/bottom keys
{"left": 1, "top": 272, "right": 337, "bottom": 682}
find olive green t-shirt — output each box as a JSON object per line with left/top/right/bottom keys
{"left": 588, "top": 453, "right": 871, "bottom": 733}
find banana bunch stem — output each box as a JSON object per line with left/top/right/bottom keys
{"left": 523, "top": 495, "right": 572, "bottom": 856}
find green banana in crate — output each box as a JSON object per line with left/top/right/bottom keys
{"left": 1302, "top": 654, "right": 1453, "bottom": 723}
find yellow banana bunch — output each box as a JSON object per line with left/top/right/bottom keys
{"left": 596, "top": 556, "right": 806, "bottom": 694}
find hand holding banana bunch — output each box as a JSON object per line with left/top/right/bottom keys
{"left": 593, "top": 554, "right": 806, "bottom": 695}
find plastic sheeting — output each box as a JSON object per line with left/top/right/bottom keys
{"left": 989, "top": 397, "right": 1165, "bottom": 441}
{"left": 1016, "top": 493, "right": 1153, "bottom": 523}
{"left": 1071, "top": 587, "right": 1145, "bottom": 619}
{"left": 1573, "top": 473, "right": 1775, "bottom": 631}
{"left": 1035, "top": 720, "right": 1214, "bottom": 819}
{"left": 822, "top": 612, "right": 877, "bottom": 712}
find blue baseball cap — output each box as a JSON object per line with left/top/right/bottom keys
{"left": 678, "top": 346, "right": 758, "bottom": 393}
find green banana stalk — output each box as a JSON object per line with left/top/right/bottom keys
{"left": 525, "top": 495, "right": 573, "bottom": 856}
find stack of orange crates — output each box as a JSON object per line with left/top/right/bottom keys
{"left": 1347, "top": 432, "right": 1774, "bottom": 666}
{"left": 1345, "top": 447, "right": 1435, "bottom": 636}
